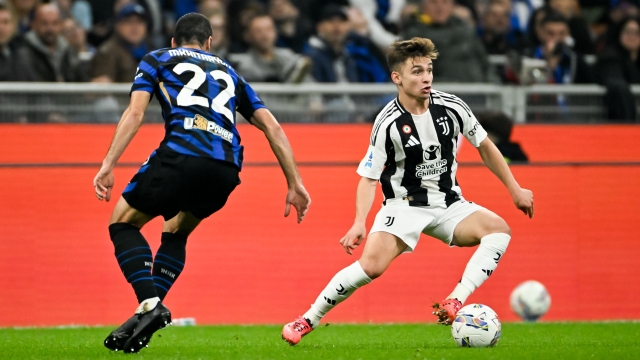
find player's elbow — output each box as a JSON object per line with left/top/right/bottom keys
{"left": 127, "top": 108, "right": 145, "bottom": 125}
{"left": 263, "top": 121, "right": 284, "bottom": 138}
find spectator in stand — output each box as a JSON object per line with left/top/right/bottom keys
{"left": 10, "top": 0, "right": 39, "bottom": 34}
{"left": 203, "top": 8, "right": 229, "bottom": 59}
{"left": 479, "top": 0, "right": 525, "bottom": 54}
{"left": 547, "top": 0, "right": 594, "bottom": 54}
{"left": 0, "top": 1, "right": 31, "bottom": 81}
{"left": 527, "top": 5, "right": 551, "bottom": 52}
{"left": 174, "top": 0, "right": 225, "bottom": 19}
{"left": 510, "top": 0, "right": 543, "bottom": 36}
{"left": 347, "top": 0, "right": 405, "bottom": 49}
{"left": 268, "top": 0, "right": 312, "bottom": 53}
{"left": 597, "top": 16, "right": 640, "bottom": 121}
{"left": 90, "top": 3, "right": 148, "bottom": 83}
{"left": 477, "top": 111, "right": 528, "bottom": 163}
{"left": 227, "top": 0, "right": 265, "bottom": 53}
{"left": 21, "top": 3, "right": 85, "bottom": 82}
{"left": 228, "top": 13, "right": 311, "bottom": 83}
{"left": 54, "top": 0, "right": 92, "bottom": 30}
{"left": 288, "top": 0, "right": 349, "bottom": 24}
{"left": 600, "top": 1, "right": 639, "bottom": 50}
{"left": 305, "top": 5, "right": 388, "bottom": 83}
{"left": 62, "top": 18, "right": 93, "bottom": 76}
{"left": 402, "top": 0, "right": 492, "bottom": 82}
{"left": 532, "top": 11, "right": 592, "bottom": 83}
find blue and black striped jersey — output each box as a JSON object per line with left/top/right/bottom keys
{"left": 132, "top": 47, "right": 266, "bottom": 168}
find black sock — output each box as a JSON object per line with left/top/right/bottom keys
{"left": 109, "top": 223, "right": 158, "bottom": 303}
{"left": 152, "top": 232, "right": 187, "bottom": 300}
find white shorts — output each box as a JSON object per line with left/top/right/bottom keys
{"left": 369, "top": 200, "right": 485, "bottom": 253}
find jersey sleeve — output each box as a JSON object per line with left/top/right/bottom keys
{"left": 356, "top": 122, "right": 391, "bottom": 180}
{"left": 450, "top": 96, "right": 487, "bottom": 147}
{"left": 130, "top": 53, "right": 159, "bottom": 95}
{"left": 235, "top": 76, "right": 266, "bottom": 122}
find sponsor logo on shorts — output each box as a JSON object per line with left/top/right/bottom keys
{"left": 184, "top": 114, "right": 234, "bottom": 143}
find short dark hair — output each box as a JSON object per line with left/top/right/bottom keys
{"left": 387, "top": 37, "right": 438, "bottom": 72}
{"left": 541, "top": 11, "right": 568, "bottom": 27}
{"left": 174, "top": 12, "right": 213, "bottom": 47}
{"left": 477, "top": 111, "right": 513, "bottom": 143}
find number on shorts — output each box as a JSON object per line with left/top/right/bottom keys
{"left": 172, "top": 63, "right": 236, "bottom": 123}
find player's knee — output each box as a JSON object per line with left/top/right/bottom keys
{"left": 358, "top": 260, "right": 386, "bottom": 280}
{"left": 483, "top": 215, "right": 511, "bottom": 237}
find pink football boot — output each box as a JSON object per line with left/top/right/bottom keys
{"left": 432, "top": 298, "right": 462, "bottom": 325}
{"left": 282, "top": 316, "right": 313, "bottom": 345}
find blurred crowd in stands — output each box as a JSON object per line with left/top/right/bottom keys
{"left": 0, "top": 0, "right": 637, "bottom": 120}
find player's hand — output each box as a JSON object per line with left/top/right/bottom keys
{"left": 512, "top": 188, "right": 534, "bottom": 218}
{"left": 93, "top": 166, "right": 114, "bottom": 202}
{"left": 284, "top": 183, "right": 311, "bottom": 223}
{"left": 340, "top": 222, "right": 367, "bottom": 255}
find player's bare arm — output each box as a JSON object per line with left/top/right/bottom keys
{"left": 93, "top": 91, "right": 151, "bottom": 202}
{"left": 251, "top": 108, "right": 311, "bottom": 223}
{"left": 477, "top": 137, "right": 534, "bottom": 218}
{"left": 340, "top": 176, "right": 378, "bottom": 255}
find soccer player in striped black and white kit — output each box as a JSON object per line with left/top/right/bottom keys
{"left": 282, "top": 37, "right": 534, "bottom": 344}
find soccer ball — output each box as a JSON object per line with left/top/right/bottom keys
{"left": 451, "top": 304, "right": 501, "bottom": 348}
{"left": 510, "top": 280, "right": 551, "bottom": 321}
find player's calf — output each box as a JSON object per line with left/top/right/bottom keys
{"left": 435, "top": 232, "right": 510, "bottom": 325}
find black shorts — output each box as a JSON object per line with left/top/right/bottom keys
{"left": 122, "top": 150, "right": 240, "bottom": 220}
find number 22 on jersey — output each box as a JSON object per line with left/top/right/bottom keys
{"left": 173, "top": 63, "right": 236, "bottom": 123}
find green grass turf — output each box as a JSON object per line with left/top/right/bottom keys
{"left": 0, "top": 322, "right": 638, "bottom": 359}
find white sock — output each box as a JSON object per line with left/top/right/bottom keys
{"left": 449, "top": 233, "right": 511, "bottom": 304}
{"left": 135, "top": 296, "right": 161, "bottom": 314}
{"left": 303, "top": 261, "right": 372, "bottom": 327}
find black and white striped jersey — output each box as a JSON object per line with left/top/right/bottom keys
{"left": 357, "top": 89, "right": 488, "bottom": 208}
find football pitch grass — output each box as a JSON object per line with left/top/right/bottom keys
{"left": 1, "top": 322, "right": 638, "bottom": 359}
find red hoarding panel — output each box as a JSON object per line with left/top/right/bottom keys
{"left": 0, "top": 124, "right": 638, "bottom": 326}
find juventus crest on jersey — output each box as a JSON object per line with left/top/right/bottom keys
{"left": 357, "top": 90, "right": 488, "bottom": 208}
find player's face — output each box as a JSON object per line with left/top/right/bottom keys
{"left": 394, "top": 57, "right": 433, "bottom": 101}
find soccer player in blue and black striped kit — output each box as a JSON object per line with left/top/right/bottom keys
{"left": 93, "top": 13, "right": 311, "bottom": 353}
